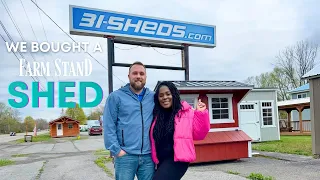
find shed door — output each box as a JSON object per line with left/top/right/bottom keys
{"left": 56, "top": 123, "right": 63, "bottom": 136}
{"left": 239, "top": 102, "right": 261, "bottom": 141}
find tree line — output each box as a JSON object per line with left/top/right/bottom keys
{"left": 0, "top": 101, "right": 104, "bottom": 134}
{"left": 0, "top": 102, "right": 49, "bottom": 134}
{"left": 244, "top": 40, "right": 319, "bottom": 101}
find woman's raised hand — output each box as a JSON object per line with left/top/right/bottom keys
{"left": 196, "top": 99, "right": 206, "bottom": 112}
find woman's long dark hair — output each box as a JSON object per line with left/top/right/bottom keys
{"left": 153, "top": 81, "right": 183, "bottom": 143}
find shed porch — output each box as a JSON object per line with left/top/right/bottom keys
{"left": 278, "top": 97, "right": 310, "bottom": 133}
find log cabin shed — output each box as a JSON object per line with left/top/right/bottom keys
{"left": 49, "top": 116, "right": 80, "bottom": 138}
{"left": 155, "top": 80, "right": 253, "bottom": 163}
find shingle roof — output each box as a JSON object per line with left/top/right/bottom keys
{"left": 155, "top": 80, "right": 253, "bottom": 90}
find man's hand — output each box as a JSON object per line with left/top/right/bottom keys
{"left": 117, "top": 149, "right": 127, "bottom": 157}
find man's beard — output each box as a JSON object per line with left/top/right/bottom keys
{"left": 130, "top": 81, "right": 145, "bottom": 91}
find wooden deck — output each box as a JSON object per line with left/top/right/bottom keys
{"left": 280, "top": 132, "right": 311, "bottom": 136}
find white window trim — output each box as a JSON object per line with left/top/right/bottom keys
{"left": 180, "top": 94, "right": 198, "bottom": 108}
{"left": 260, "top": 100, "right": 276, "bottom": 128}
{"left": 207, "top": 94, "right": 234, "bottom": 124}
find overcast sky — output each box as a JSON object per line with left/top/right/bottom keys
{"left": 1, "top": 0, "right": 319, "bottom": 121}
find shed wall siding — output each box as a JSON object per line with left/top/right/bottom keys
{"left": 260, "top": 127, "right": 280, "bottom": 141}
{"left": 310, "top": 78, "right": 320, "bottom": 155}
{"left": 194, "top": 142, "right": 249, "bottom": 163}
{"left": 51, "top": 124, "right": 57, "bottom": 137}
{"left": 63, "top": 123, "right": 79, "bottom": 137}
{"left": 242, "top": 91, "right": 276, "bottom": 101}
{"left": 291, "top": 109, "right": 310, "bottom": 121}
{"left": 241, "top": 90, "right": 280, "bottom": 141}
{"left": 50, "top": 123, "right": 79, "bottom": 137}
{"left": 179, "top": 89, "right": 250, "bottom": 128}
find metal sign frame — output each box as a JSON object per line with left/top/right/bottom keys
{"left": 106, "top": 36, "right": 189, "bottom": 93}
{"left": 69, "top": 5, "right": 216, "bottom": 94}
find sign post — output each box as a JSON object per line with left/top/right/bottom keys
{"left": 69, "top": 5, "right": 216, "bottom": 94}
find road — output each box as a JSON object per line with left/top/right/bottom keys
{"left": 0, "top": 131, "right": 48, "bottom": 144}
{"left": 0, "top": 132, "right": 319, "bottom": 180}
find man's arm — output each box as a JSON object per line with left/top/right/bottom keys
{"left": 103, "top": 93, "right": 121, "bottom": 156}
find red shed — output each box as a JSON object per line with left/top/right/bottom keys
{"left": 155, "top": 80, "right": 254, "bottom": 163}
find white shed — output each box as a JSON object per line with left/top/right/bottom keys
{"left": 239, "top": 88, "right": 280, "bottom": 142}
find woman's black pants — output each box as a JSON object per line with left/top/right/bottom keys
{"left": 152, "top": 158, "right": 189, "bottom": 180}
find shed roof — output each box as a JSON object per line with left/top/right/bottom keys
{"left": 49, "top": 116, "right": 79, "bottom": 125}
{"left": 277, "top": 97, "right": 310, "bottom": 109}
{"left": 302, "top": 64, "right": 320, "bottom": 79}
{"left": 251, "top": 88, "right": 278, "bottom": 92}
{"left": 155, "top": 80, "right": 253, "bottom": 90}
{"left": 194, "top": 130, "right": 252, "bottom": 145}
{"left": 288, "top": 83, "right": 309, "bottom": 93}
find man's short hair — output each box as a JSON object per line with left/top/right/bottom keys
{"left": 129, "top": 61, "right": 146, "bottom": 72}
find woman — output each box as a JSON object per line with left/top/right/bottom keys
{"left": 150, "top": 81, "right": 210, "bottom": 180}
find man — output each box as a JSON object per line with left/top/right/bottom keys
{"left": 103, "top": 61, "right": 155, "bottom": 180}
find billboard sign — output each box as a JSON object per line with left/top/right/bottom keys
{"left": 69, "top": 5, "right": 216, "bottom": 48}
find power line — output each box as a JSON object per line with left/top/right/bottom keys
{"left": 1, "top": 0, "right": 50, "bottom": 82}
{"left": 30, "top": 0, "right": 126, "bottom": 84}
{"left": 115, "top": 45, "right": 140, "bottom": 50}
{"left": 0, "top": 33, "right": 44, "bottom": 91}
{"left": 0, "top": 21, "right": 45, "bottom": 90}
{"left": 19, "top": 0, "right": 60, "bottom": 82}
{"left": 34, "top": 0, "right": 49, "bottom": 45}
{"left": 152, "top": 47, "right": 180, "bottom": 56}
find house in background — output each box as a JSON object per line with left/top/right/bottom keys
{"left": 277, "top": 84, "right": 311, "bottom": 133}
{"left": 288, "top": 84, "right": 311, "bottom": 131}
{"left": 238, "top": 88, "right": 280, "bottom": 142}
{"left": 155, "top": 80, "right": 253, "bottom": 163}
{"left": 49, "top": 116, "right": 80, "bottom": 138}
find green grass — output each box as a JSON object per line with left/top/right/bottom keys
{"left": 94, "top": 149, "right": 113, "bottom": 177}
{"left": 227, "top": 170, "right": 240, "bottom": 175}
{"left": 15, "top": 133, "right": 53, "bottom": 143}
{"left": 94, "top": 149, "right": 110, "bottom": 156}
{"left": 252, "top": 135, "right": 312, "bottom": 156}
{"left": 0, "top": 159, "right": 15, "bottom": 167}
{"left": 246, "top": 173, "right": 275, "bottom": 180}
{"left": 36, "top": 161, "right": 47, "bottom": 179}
{"left": 11, "top": 153, "right": 30, "bottom": 157}
{"left": 94, "top": 156, "right": 113, "bottom": 177}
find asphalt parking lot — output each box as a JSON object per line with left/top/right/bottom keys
{"left": 0, "top": 131, "right": 48, "bottom": 144}
{"left": 0, "top": 132, "right": 320, "bottom": 180}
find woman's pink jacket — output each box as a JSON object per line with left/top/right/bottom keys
{"left": 149, "top": 101, "right": 210, "bottom": 165}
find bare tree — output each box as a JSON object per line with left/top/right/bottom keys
{"left": 276, "top": 40, "right": 319, "bottom": 87}
{"left": 276, "top": 47, "right": 299, "bottom": 89}
{"left": 294, "top": 40, "right": 318, "bottom": 85}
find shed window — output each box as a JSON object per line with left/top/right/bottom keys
{"left": 212, "top": 98, "right": 229, "bottom": 119}
{"left": 208, "top": 94, "right": 234, "bottom": 124}
{"left": 68, "top": 123, "right": 73, "bottom": 129}
{"left": 297, "top": 93, "right": 307, "bottom": 99}
{"left": 240, "top": 104, "right": 254, "bottom": 110}
{"left": 261, "top": 101, "right": 274, "bottom": 126}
